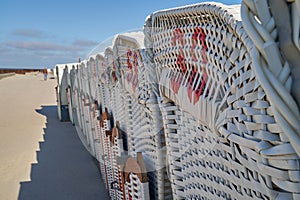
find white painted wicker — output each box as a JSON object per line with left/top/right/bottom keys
{"left": 58, "top": 2, "right": 300, "bottom": 199}
{"left": 145, "top": 2, "right": 300, "bottom": 199}
{"left": 113, "top": 33, "right": 172, "bottom": 200}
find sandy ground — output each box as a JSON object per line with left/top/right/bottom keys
{"left": 0, "top": 73, "right": 107, "bottom": 200}
{"left": 0, "top": 73, "right": 55, "bottom": 199}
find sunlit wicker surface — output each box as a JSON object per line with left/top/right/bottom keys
{"left": 145, "top": 2, "right": 300, "bottom": 199}
{"left": 58, "top": 2, "right": 300, "bottom": 199}
{"left": 112, "top": 33, "right": 172, "bottom": 199}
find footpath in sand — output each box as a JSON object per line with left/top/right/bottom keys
{"left": 0, "top": 73, "right": 107, "bottom": 200}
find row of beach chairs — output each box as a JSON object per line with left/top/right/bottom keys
{"left": 55, "top": 1, "right": 300, "bottom": 199}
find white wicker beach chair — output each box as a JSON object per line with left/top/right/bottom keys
{"left": 145, "top": 2, "right": 300, "bottom": 199}
{"left": 113, "top": 32, "right": 172, "bottom": 199}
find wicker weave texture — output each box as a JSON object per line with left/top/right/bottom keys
{"left": 57, "top": 2, "right": 300, "bottom": 199}
{"left": 112, "top": 34, "right": 172, "bottom": 200}
{"left": 145, "top": 2, "right": 300, "bottom": 200}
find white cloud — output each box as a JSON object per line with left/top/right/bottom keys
{"left": 73, "top": 39, "right": 98, "bottom": 47}
{"left": 0, "top": 38, "right": 97, "bottom": 68}
{"left": 5, "top": 41, "right": 81, "bottom": 52}
{"left": 12, "top": 29, "right": 46, "bottom": 38}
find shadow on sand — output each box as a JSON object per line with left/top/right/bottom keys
{"left": 18, "top": 106, "right": 107, "bottom": 200}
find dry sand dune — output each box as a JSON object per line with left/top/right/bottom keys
{"left": 0, "top": 73, "right": 107, "bottom": 200}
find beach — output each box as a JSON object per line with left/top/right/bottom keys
{"left": 0, "top": 73, "right": 56, "bottom": 199}
{"left": 0, "top": 73, "right": 106, "bottom": 200}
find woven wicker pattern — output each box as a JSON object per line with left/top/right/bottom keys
{"left": 87, "top": 56, "right": 97, "bottom": 100}
{"left": 70, "top": 32, "right": 164, "bottom": 199}
{"left": 112, "top": 33, "right": 172, "bottom": 200}
{"left": 241, "top": 0, "right": 300, "bottom": 157}
{"left": 124, "top": 173, "right": 150, "bottom": 199}
{"left": 56, "top": 2, "right": 300, "bottom": 199}
{"left": 145, "top": 2, "right": 300, "bottom": 199}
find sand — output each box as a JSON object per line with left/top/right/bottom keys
{"left": 0, "top": 73, "right": 16, "bottom": 80}
{"left": 0, "top": 73, "right": 107, "bottom": 200}
{"left": 0, "top": 73, "right": 55, "bottom": 199}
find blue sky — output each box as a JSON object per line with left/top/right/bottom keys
{"left": 0, "top": 0, "right": 241, "bottom": 69}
